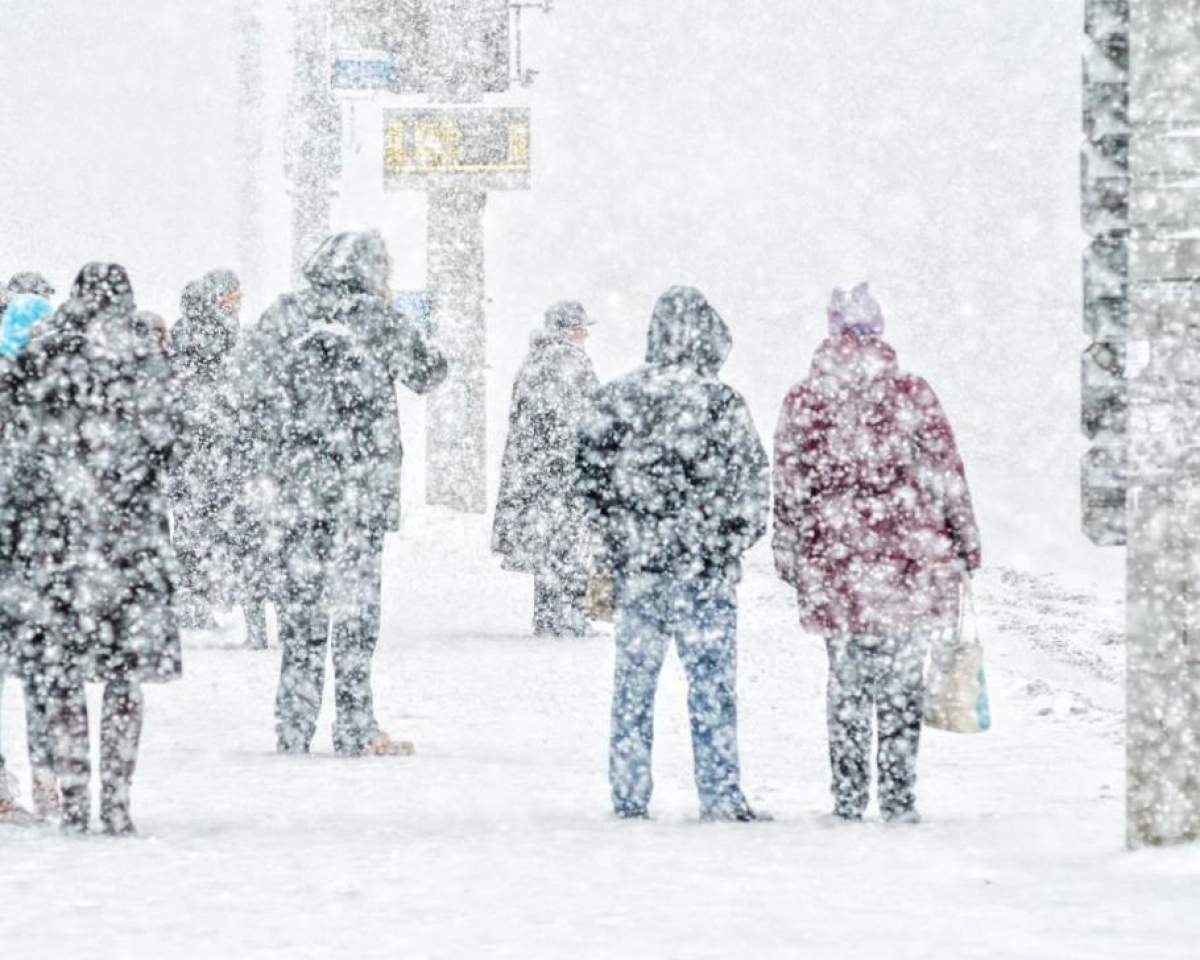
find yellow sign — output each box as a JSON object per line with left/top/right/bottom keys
{"left": 384, "top": 108, "right": 531, "bottom": 190}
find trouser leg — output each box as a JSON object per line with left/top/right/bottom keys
{"left": 876, "top": 635, "right": 927, "bottom": 817}
{"left": 825, "top": 635, "right": 874, "bottom": 819}
{"left": 533, "top": 575, "right": 558, "bottom": 635}
{"left": 100, "top": 680, "right": 144, "bottom": 834}
{"left": 534, "top": 560, "right": 589, "bottom": 637}
{"left": 23, "top": 674, "right": 53, "bottom": 770}
{"left": 331, "top": 550, "right": 382, "bottom": 755}
{"left": 48, "top": 673, "right": 90, "bottom": 832}
{"left": 609, "top": 579, "right": 669, "bottom": 815}
{"left": 678, "top": 582, "right": 744, "bottom": 816}
{"left": 275, "top": 602, "right": 328, "bottom": 753}
{"left": 244, "top": 598, "right": 268, "bottom": 649}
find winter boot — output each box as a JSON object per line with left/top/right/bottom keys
{"left": 31, "top": 767, "right": 62, "bottom": 821}
{"left": 0, "top": 772, "right": 37, "bottom": 827}
{"left": 59, "top": 785, "right": 90, "bottom": 835}
{"left": 100, "top": 784, "right": 136, "bottom": 837}
{"left": 700, "top": 791, "right": 774, "bottom": 823}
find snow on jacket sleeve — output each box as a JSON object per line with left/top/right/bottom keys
{"left": 713, "top": 385, "right": 770, "bottom": 563}
{"left": 905, "top": 376, "right": 982, "bottom": 572}
{"left": 771, "top": 383, "right": 808, "bottom": 586}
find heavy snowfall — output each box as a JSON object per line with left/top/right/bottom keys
{"left": 0, "top": 2, "right": 1198, "bottom": 959}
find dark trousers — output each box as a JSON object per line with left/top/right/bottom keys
{"left": 49, "top": 676, "right": 144, "bottom": 832}
{"left": 275, "top": 546, "right": 383, "bottom": 755}
{"left": 825, "top": 633, "right": 926, "bottom": 819}
{"left": 244, "top": 598, "right": 270, "bottom": 649}
{"left": 533, "top": 566, "right": 587, "bottom": 637}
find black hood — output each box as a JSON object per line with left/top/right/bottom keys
{"left": 302, "top": 231, "right": 389, "bottom": 298}
{"left": 644, "top": 286, "right": 732, "bottom": 376}
{"left": 55, "top": 262, "right": 135, "bottom": 332}
{"left": 173, "top": 270, "right": 239, "bottom": 364}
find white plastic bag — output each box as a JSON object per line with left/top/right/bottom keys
{"left": 924, "top": 579, "right": 991, "bottom": 734}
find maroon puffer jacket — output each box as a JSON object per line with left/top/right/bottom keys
{"left": 772, "top": 334, "right": 981, "bottom": 636}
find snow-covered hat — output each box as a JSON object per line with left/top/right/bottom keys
{"left": 7, "top": 271, "right": 55, "bottom": 298}
{"left": 544, "top": 300, "right": 592, "bottom": 331}
{"left": 828, "top": 282, "right": 884, "bottom": 337}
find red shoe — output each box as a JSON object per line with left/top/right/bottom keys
{"left": 363, "top": 732, "right": 415, "bottom": 757}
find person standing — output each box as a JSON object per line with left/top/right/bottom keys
{"left": 0, "top": 291, "right": 62, "bottom": 822}
{"left": 3, "top": 264, "right": 182, "bottom": 834}
{"left": 577, "top": 286, "right": 771, "bottom": 822}
{"left": 261, "top": 231, "right": 447, "bottom": 757}
{"left": 168, "top": 271, "right": 242, "bottom": 630}
{"left": 772, "top": 283, "right": 981, "bottom": 823}
{"left": 493, "top": 301, "right": 600, "bottom": 638}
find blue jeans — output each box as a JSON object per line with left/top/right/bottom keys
{"left": 610, "top": 573, "right": 746, "bottom": 817}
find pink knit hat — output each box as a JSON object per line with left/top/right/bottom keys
{"left": 827, "top": 282, "right": 884, "bottom": 336}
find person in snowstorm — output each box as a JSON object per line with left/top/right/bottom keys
{"left": 259, "top": 230, "right": 447, "bottom": 757}
{"left": 168, "top": 271, "right": 242, "bottom": 630}
{"left": 0, "top": 290, "right": 56, "bottom": 825}
{"left": 2, "top": 263, "right": 181, "bottom": 835}
{"left": 493, "top": 301, "right": 600, "bottom": 638}
{"left": 576, "top": 286, "right": 771, "bottom": 822}
{"left": 772, "top": 283, "right": 981, "bottom": 824}
{"left": 0, "top": 271, "right": 55, "bottom": 317}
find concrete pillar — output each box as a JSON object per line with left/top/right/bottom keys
{"left": 286, "top": 0, "right": 341, "bottom": 283}
{"left": 426, "top": 188, "right": 488, "bottom": 513}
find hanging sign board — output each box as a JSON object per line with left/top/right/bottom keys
{"left": 383, "top": 107, "right": 531, "bottom": 191}
{"left": 331, "top": 0, "right": 429, "bottom": 93}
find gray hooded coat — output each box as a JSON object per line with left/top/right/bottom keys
{"left": 576, "top": 287, "right": 769, "bottom": 582}
{"left": 492, "top": 328, "right": 599, "bottom": 574}
{"left": 1, "top": 263, "right": 182, "bottom": 683}
{"left": 241, "top": 232, "right": 448, "bottom": 552}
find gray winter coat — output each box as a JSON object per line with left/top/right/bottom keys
{"left": 0, "top": 264, "right": 182, "bottom": 683}
{"left": 492, "top": 330, "right": 599, "bottom": 574}
{"left": 244, "top": 232, "right": 448, "bottom": 550}
{"left": 576, "top": 287, "right": 770, "bottom": 582}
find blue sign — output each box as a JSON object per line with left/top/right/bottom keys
{"left": 394, "top": 290, "right": 432, "bottom": 335}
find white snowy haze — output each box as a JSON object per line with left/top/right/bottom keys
{"left": 0, "top": 0, "right": 1109, "bottom": 587}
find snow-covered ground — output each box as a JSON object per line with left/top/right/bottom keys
{"left": 2, "top": 511, "right": 1196, "bottom": 960}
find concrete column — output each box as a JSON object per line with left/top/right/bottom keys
{"left": 286, "top": 0, "right": 342, "bottom": 283}
{"left": 235, "top": 0, "right": 266, "bottom": 301}
{"left": 426, "top": 187, "right": 488, "bottom": 513}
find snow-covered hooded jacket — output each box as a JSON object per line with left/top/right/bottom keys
{"left": 1, "top": 263, "right": 182, "bottom": 683}
{"left": 493, "top": 326, "right": 599, "bottom": 573}
{"left": 576, "top": 287, "right": 769, "bottom": 581}
{"left": 168, "top": 271, "right": 242, "bottom": 544}
{"left": 246, "top": 231, "right": 448, "bottom": 543}
{"left": 772, "top": 333, "right": 981, "bottom": 635}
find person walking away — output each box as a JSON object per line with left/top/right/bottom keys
{"left": 263, "top": 231, "right": 447, "bottom": 756}
{"left": 772, "top": 283, "right": 981, "bottom": 823}
{"left": 168, "top": 271, "right": 243, "bottom": 631}
{"left": 493, "top": 301, "right": 600, "bottom": 637}
{"left": 577, "top": 286, "right": 771, "bottom": 822}
{"left": 3, "top": 264, "right": 182, "bottom": 834}
{"left": 0, "top": 292, "right": 63, "bottom": 820}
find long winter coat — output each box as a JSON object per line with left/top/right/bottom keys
{"left": 0, "top": 266, "right": 182, "bottom": 683}
{"left": 576, "top": 287, "right": 770, "bottom": 582}
{"left": 245, "top": 232, "right": 448, "bottom": 575}
{"left": 168, "top": 280, "right": 241, "bottom": 594}
{"left": 772, "top": 333, "right": 981, "bottom": 636}
{"left": 492, "top": 331, "right": 599, "bottom": 574}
